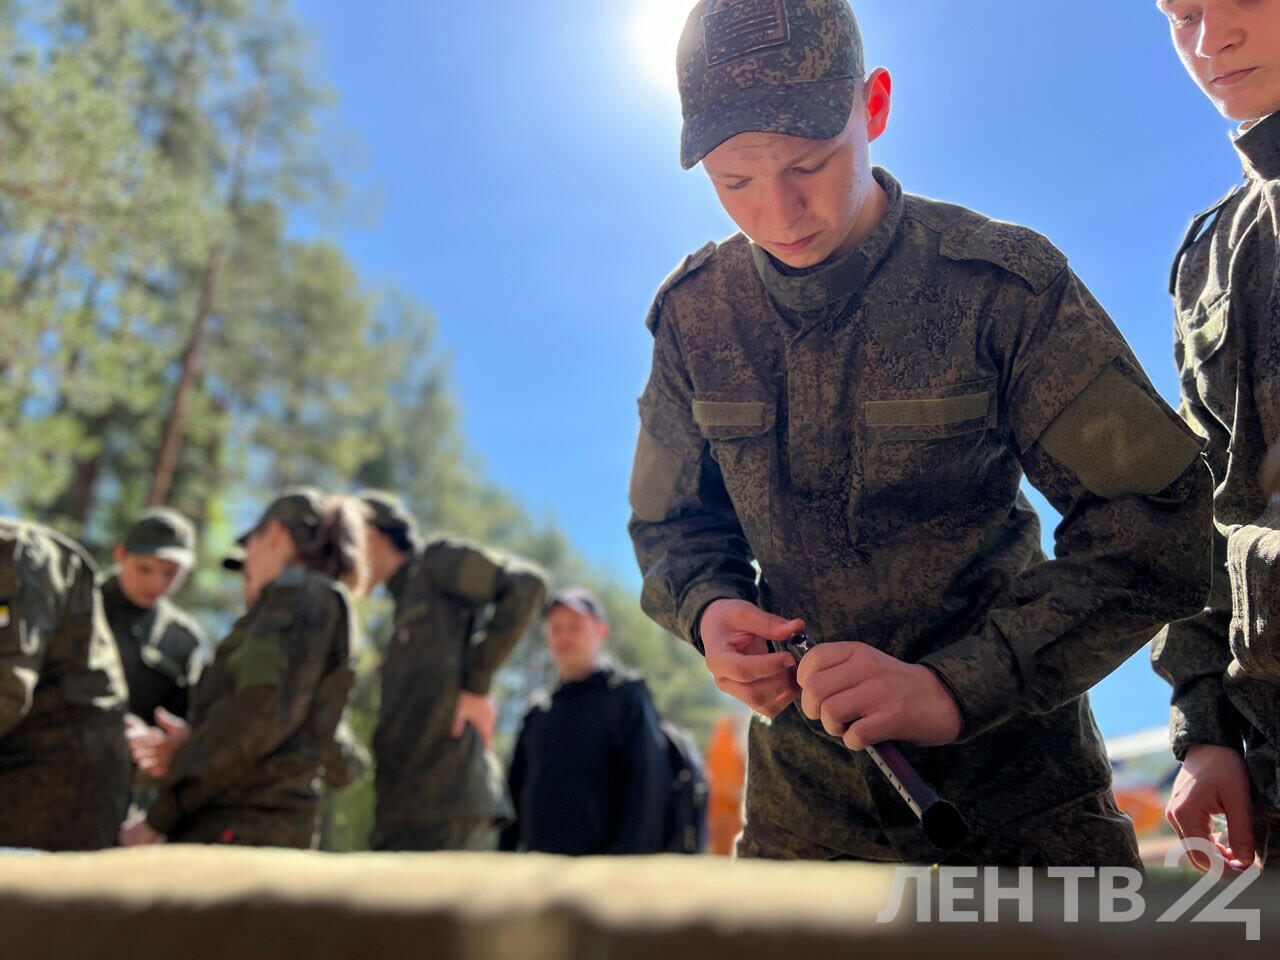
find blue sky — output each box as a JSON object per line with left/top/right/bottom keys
{"left": 292, "top": 0, "right": 1246, "bottom": 738}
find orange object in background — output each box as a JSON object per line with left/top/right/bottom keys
{"left": 1115, "top": 785, "right": 1169, "bottom": 838}
{"left": 705, "top": 715, "right": 746, "bottom": 856}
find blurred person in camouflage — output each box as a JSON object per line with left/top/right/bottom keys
{"left": 0, "top": 518, "right": 131, "bottom": 850}
{"left": 120, "top": 488, "right": 363, "bottom": 848}
{"left": 359, "top": 490, "right": 546, "bottom": 852}
{"left": 220, "top": 549, "right": 370, "bottom": 814}
{"left": 1151, "top": 0, "right": 1280, "bottom": 872}
{"left": 628, "top": 0, "right": 1214, "bottom": 866}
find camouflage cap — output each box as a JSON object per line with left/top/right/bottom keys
{"left": 677, "top": 0, "right": 865, "bottom": 169}
{"left": 122, "top": 507, "right": 197, "bottom": 569}
{"left": 236, "top": 486, "right": 326, "bottom": 548}
{"left": 358, "top": 489, "right": 421, "bottom": 553}
{"left": 545, "top": 587, "right": 608, "bottom": 624}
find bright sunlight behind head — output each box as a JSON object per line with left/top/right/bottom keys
{"left": 630, "top": 0, "right": 698, "bottom": 92}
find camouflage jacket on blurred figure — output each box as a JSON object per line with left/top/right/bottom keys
{"left": 0, "top": 519, "right": 131, "bottom": 850}
{"left": 372, "top": 537, "right": 544, "bottom": 851}
{"left": 629, "top": 168, "right": 1214, "bottom": 866}
{"left": 1153, "top": 110, "right": 1280, "bottom": 820}
{"left": 146, "top": 566, "right": 355, "bottom": 848}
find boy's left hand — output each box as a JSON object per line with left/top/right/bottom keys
{"left": 796, "top": 642, "right": 962, "bottom": 750}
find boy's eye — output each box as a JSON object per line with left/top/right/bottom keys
{"left": 723, "top": 179, "right": 751, "bottom": 191}
{"left": 794, "top": 158, "right": 830, "bottom": 176}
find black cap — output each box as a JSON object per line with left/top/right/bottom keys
{"left": 677, "top": 0, "right": 865, "bottom": 169}
{"left": 358, "top": 489, "right": 421, "bottom": 553}
{"left": 545, "top": 587, "right": 608, "bottom": 623}
{"left": 235, "top": 486, "right": 326, "bottom": 548}
{"left": 122, "top": 508, "right": 197, "bottom": 569}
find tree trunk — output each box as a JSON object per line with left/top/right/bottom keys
{"left": 147, "top": 85, "right": 265, "bottom": 507}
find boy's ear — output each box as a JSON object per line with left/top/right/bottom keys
{"left": 865, "top": 68, "right": 892, "bottom": 142}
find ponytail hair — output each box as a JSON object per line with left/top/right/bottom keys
{"left": 290, "top": 495, "right": 369, "bottom": 596}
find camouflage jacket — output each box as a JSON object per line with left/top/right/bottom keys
{"left": 0, "top": 519, "right": 131, "bottom": 850}
{"left": 101, "top": 574, "right": 205, "bottom": 724}
{"left": 372, "top": 537, "right": 545, "bottom": 837}
{"left": 1, "top": 519, "right": 129, "bottom": 741}
{"left": 146, "top": 566, "right": 355, "bottom": 836}
{"left": 1151, "top": 111, "right": 1280, "bottom": 809}
{"left": 629, "top": 168, "right": 1213, "bottom": 860}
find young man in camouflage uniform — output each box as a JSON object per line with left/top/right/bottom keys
{"left": 360, "top": 491, "right": 546, "bottom": 851}
{"left": 103, "top": 509, "right": 205, "bottom": 728}
{"left": 628, "top": 0, "right": 1214, "bottom": 865}
{"left": 1151, "top": 0, "right": 1280, "bottom": 872}
{"left": 0, "top": 519, "right": 131, "bottom": 850}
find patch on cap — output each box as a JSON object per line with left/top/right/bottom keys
{"left": 704, "top": 0, "right": 789, "bottom": 67}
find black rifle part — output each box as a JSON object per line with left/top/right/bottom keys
{"left": 778, "top": 630, "right": 971, "bottom": 851}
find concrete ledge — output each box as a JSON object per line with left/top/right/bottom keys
{"left": 1, "top": 848, "right": 1276, "bottom": 959}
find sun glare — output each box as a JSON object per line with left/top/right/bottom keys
{"left": 630, "top": 0, "right": 698, "bottom": 92}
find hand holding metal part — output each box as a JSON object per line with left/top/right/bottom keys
{"left": 780, "top": 630, "right": 971, "bottom": 851}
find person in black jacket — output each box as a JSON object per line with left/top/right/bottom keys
{"left": 500, "top": 588, "right": 670, "bottom": 855}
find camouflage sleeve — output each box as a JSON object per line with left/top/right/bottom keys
{"left": 0, "top": 529, "right": 56, "bottom": 739}
{"left": 627, "top": 316, "right": 761, "bottom": 651}
{"left": 1149, "top": 321, "right": 1246, "bottom": 758}
{"left": 146, "top": 584, "right": 335, "bottom": 834}
{"left": 321, "top": 714, "right": 370, "bottom": 789}
{"left": 922, "top": 269, "right": 1214, "bottom": 740}
{"left": 428, "top": 541, "right": 546, "bottom": 695}
{"left": 1223, "top": 498, "right": 1280, "bottom": 681}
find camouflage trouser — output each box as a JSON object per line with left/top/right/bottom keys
{"left": 737, "top": 789, "right": 1142, "bottom": 870}
{"left": 372, "top": 818, "right": 494, "bottom": 852}
{"left": 0, "top": 709, "right": 130, "bottom": 852}
{"left": 168, "top": 807, "right": 319, "bottom": 849}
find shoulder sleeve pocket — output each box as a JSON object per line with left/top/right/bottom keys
{"left": 1038, "top": 364, "right": 1204, "bottom": 498}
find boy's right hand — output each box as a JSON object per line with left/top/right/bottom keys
{"left": 1166, "top": 744, "right": 1257, "bottom": 874}
{"left": 698, "top": 599, "right": 804, "bottom": 717}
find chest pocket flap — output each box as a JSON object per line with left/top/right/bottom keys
{"left": 864, "top": 379, "right": 996, "bottom": 440}
{"left": 692, "top": 399, "right": 774, "bottom": 440}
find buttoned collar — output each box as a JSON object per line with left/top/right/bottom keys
{"left": 102, "top": 573, "right": 149, "bottom": 618}
{"left": 749, "top": 167, "right": 905, "bottom": 316}
{"left": 1234, "top": 111, "right": 1280, "bottom": 182}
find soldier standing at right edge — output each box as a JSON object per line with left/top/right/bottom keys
{"left": 628, "top": 0, "right": 1214, "bottom": 866}
{"left": 1151, "top": 0, "right": 1280, "bottom": 872}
